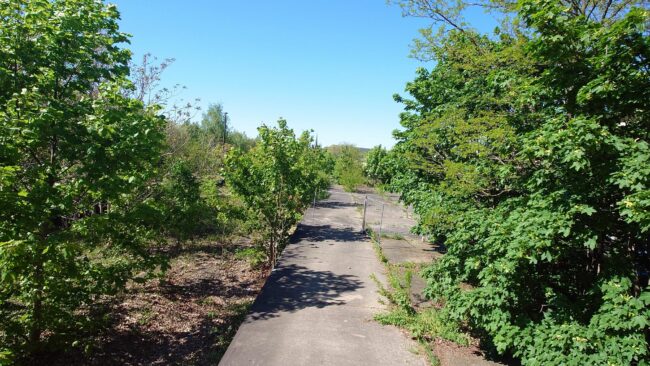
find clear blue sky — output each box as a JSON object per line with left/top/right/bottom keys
{"left": 110, "top": 0, "right": 497, "bottom": 148}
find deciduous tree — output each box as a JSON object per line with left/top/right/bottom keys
{"left": 0, "top": 0, "right": 166, "bottom": 359}
{"left": 225, "top": 119, "right": 329, "bottom": 266}
{"left": 391, "top": 0, "right": 650, "bottom": 363}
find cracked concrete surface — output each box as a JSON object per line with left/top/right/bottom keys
{"left": 219, "top": 186, "right": 426, "bottom": 366}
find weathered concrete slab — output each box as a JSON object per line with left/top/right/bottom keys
{"left": 219, "top": 187, "right": 426, "bottom": 366}
{"left": 380, "top": 238, "right": 443, "bottom": 264}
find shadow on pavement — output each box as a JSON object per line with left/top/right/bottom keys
{"left": 314, "top": 201, "right": 359, "bottom": 209}
{"left": 291, "top": 224, "right": 366, "bottom": 243}
{"left": 246, "top": 264, "right": 363, "bottom": 321}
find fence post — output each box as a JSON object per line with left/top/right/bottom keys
{"left": 361, "top": 195, "right": 367, "bottom": 232}
{"left": 378, "top": 203, "right": 385, "bottom": 244}
{"left": 312, "top": 189, "right": 318, "bottom": 223}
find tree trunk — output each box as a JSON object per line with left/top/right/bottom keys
{"left": 28, "top": 249, "right": 44, "bottom": 351}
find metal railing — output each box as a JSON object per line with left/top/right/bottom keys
{"left": 355, "top": 193, "right": 417, "bottom": 245}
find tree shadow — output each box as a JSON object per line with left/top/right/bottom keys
{"left": 45, "top": 314, "right": 244, "bottom": 366}
{"left": 245, "top": 264, "right": 363, "bottom": 321}
{"left": 314, "top": 201, "right": 359, "bottom": 209}
{"left": 42, "top": 268, "right": 260, "bottom": 366}
{"left": 157, "top": 276, "right": 259, "bottom": 301}
{"left": 291, "top": 224, "right": 366, "bottom": 243}
{"left": 432, "top": 242, "right": 447, "bottom": 254}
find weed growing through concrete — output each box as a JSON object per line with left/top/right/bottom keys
{"left": 368, "top": 230, "right": 470, "bottom": 366}
{"left": 380, "top": 232, "right": 405, "bottom": 240}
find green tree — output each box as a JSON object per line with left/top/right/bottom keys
{"left": 228, "top": 129, "right": 256, "bottom": 151}
{"left": 391, "top": 0, "right": 647, "bottom": 60}
{"left": 331, "top": 144, "right": 365, "bottom": 192}
{"left": 198, "top": 103, "right": 255, "bottom": 152}
{"left": 158, "top": 102, "right": 256, "bottom": 242}
{"left": 225, "top": 119, "right": 329, "bottom": 266}
{"left": 364, "top": 145, "right": 394, "bottom": 186}
{"left": 0, "top": 0, "right": 166, "bottom": 359}
{"left": 160, "top": 161, "right": 205, "bottom": 243}
{"left": 391, "top": 0, "right": 650, "bottom": 363}
{"left": 200, "top": 103, "right": 227, "bottom": 147}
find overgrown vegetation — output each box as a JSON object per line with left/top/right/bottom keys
{"left": 384, "top": 0, "right": 650, "bottom": 363}
{"left": 0, "top": 0, "right": 329, "bottom": 362}
{"left": 225, "top": 120, "right": 331, "bottom": 267}
{"left": 2, "top": 0, "right": 648, "bottom": 364}
{"left": 364, "top": 145, "right": 395, "bottom": 189}
{"left": 0, "top": 0, "right": 167, "bottom": 360}
{"left": 234, "top": 247, "right": 267, "bottom": 269}
{"left": 328, "top": 144, "right": 365, "bottom": 192}
{"left": 369, "top": 231, "right": 471, "bottom": 366}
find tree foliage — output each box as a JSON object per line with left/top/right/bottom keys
{"left": 200, "top": 103, "right": 255, "bottom": 151}
{"left": 0, "top": 0, "right": 167, "bottom": 359}
{"left": 365, "top": 145, "right": 399, "bottom": 187}
{"left": 225, "top": 119, "right": 330, "bottom": 266}
{"left": 392, "top": 0, "right": 647, "bottom": 60}
{"left": 390, "top": 0, "right": 650, "bottom": 363}
{"left": 149, "top": 116, "right": 254, "bottom": 245}
{"left": 329, "top": 144, "right": 365, "bottom": 192}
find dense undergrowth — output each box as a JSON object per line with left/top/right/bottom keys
{"left": 370, "top": 0, "right": 650, "bottom": 364}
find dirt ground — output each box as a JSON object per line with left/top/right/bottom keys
{"left": 432, "top": 338, "right": 506, "bottom": 366}
{"left": 44, "top": 239, "right": 267, "bottom": 366}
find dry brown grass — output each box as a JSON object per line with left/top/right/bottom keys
{"left": 45, "top": 238, "right": 267, "bottom": 366}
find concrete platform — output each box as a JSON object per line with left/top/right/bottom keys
{"left": 379, "top": 238, "right": 443, "bottom": 264}
{"left": 219, "top": 187, "right": 426, "bottom": 366}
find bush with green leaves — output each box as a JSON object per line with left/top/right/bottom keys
{"left": 0, "top": 0, "right": 167, "bottom": 360}
{"left": 234, "top": 247, "right": 267, "bottom": 269}
{"left": 140, "top": 101, "right": 256, "bottom": 244}
{"left": 157, "top": 161, "right": 213, "bottom": 243}
{"left": 331, "top": 144, "right": 365, "bottom": 192}
{"left": 391, "top": 0, "right": 650, "bottom": 363}
{"left": 365, "top": 145, "right": 401, "bottom": 188}
{"left": 365, "top": 145, "right": 387, "bottom": 186}
{"left": 225, "top": 119, "right": 330, "bottom": 266}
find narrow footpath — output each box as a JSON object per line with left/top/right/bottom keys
{"left": 219, "top": 187, "right": 426, "bottom": 365}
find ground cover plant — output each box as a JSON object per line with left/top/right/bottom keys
{"left": 369, "top": 229, "right": 473, "bottom": 366}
